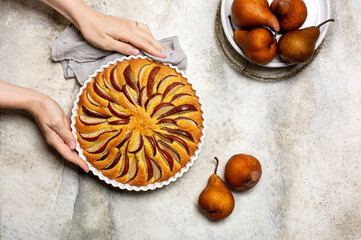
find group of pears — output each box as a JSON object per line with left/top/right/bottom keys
{"left": 231, "top": 0, "right": 334, "bottom": 65}
{"left": 198, "top": 154, "right": 262, "bottom": 220}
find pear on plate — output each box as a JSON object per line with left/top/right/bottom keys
{"left": 270, "top": 0, "right": 308, "bottom": 32}
{"left": 231, "top": 0, "right": 280, "bottom": 32}
{"left": 278, "top": 19, "right": 334, "bottom": 64}
{"left": 234, "top": 27, "right": 277, "bottom": 65}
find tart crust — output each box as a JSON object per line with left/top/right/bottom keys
{"left": 75, "top": 58, "right": 203, "bottom": 186}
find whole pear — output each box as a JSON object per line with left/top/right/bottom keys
{"left": 278, "top": 19, "right": 334, "bottom": 64}
{"left": 224, "top": 154, "right": 262, "bottom": 191}
{"left": 270, "top": 0, "right": 307, "bottom": 32}
{"left": 198, "top": 157, "right": 235, "bottom": 220}
{"left": 234, "top": 27, "right": 277, "bottom": 65}
{"left": 232, "top": 0, "right": 280, "bottom": 32}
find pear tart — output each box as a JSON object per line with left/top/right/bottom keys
{"left": 74, "top": 58, "right": 203, "bottom": 187}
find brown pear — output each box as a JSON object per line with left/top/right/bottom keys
{"left": 224, "top": 154, "right": 262, "bottom": 191}
{"left": 270, "top": 0, "right": 307, "bottom": 32}
{"left": 234, "top": 27, "right": 277, "bottom": 65}
{"left": 278, "top": 19, "right": 334, "bottom": 64}
{"left": 198, "top": 157, "right": 235, "bottom": 220}
{"left": 231, "top": 0, "right": 280, "bottom": 32}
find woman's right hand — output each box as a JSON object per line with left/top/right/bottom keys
{"left": 40, "top": 0, "right": 166, "bottom": 58}
{"left": 78, "top": 11, "right": 166, "bottom": 58}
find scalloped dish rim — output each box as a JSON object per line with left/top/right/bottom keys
{"left": 71, "top": 55, "right": 206, "bottom": 191}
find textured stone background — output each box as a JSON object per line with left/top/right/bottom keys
{"left": 0, "top": 0, "right": 360, "bottom": 239}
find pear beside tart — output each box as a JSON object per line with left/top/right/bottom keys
{"left": 75, "top": 58, "right": 203, "bottom": 186}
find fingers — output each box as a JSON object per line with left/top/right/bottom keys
{"left": 104, "top": 35, "right": 140, "bottom": 56}
{"left": 136, "top": 22, "right": 165, "bottom": 51}
{"left": 50, "top": 118, "right": 77, "bottom": 150}
{"left": 122, "top": 32, "right": 166, "bottom": 58}
{"left": 63, "top": 115, "right": 77, "bottom": 150}
{"left": 46, "top": 132, "right": 89, "bottom": 173}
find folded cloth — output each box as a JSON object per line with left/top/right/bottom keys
{"left": 52, "top": 24, "right": 187, "bottom": 85}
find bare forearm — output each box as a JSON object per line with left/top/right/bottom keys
{"left": 0, "top": 79, "right": 43, "bottom": 113}
{"left": 39, "top": 0, "right": 92, "bottom": 29}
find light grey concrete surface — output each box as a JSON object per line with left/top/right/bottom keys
{"left": 0, "top": 0, "right": 360, "bottom": 239}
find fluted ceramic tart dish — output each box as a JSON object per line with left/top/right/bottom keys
{"left": 71, "top": 56, "right": 205, "bottom": 191}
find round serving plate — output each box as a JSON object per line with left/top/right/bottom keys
{"left": 71, "top": 55, "right": 206, "bottom": 191}
{"left": 221, "top": 0, "right": 332, "bottom": 68}
{"left": 215, "top": 0, "right": 332, "bottom": 81}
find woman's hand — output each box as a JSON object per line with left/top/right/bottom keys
{"left": 78, "top": 12, "right": 166, "bottom": 58}
{"left": 28, "top": 94, "right": 90, "bottom": 173}
{"left": 40, "top": 0, "right": 166, "bottom": 58}
{"left": 0, "top": 80, "right": 89, "bottom": 173}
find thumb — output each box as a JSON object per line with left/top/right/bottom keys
{"left": 106, "top": 36, "right": 140, "bottom": 55}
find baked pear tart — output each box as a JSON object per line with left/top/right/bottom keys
{"left": 73, "top": 57, "right": 204, "bottom": 188}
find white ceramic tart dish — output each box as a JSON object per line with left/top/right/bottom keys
{"left": 221, "top": 0, "right": 332, "bottom": 68}
{"left": 71, "top": 56, "right": 205, "bottom": 191}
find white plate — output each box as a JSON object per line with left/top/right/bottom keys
{"left": 221, "top": 0, "right": 332, "bottom": 68}
{"left": 71, "top": 56, "right": 206, "bottom": 191}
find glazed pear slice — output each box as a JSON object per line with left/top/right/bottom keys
{"left": 175, "top": 117, "right": 199, "bottom": 128}
{"left": 138, "top": 87, "right": 147, "bottom": 107}
{"left": 147, "top": 66, "right": 160, "bottom": 97}
{"left": 96, "top": 151, "right": 110, "bottom": 162}
{"left": 79, "top": 129, "right": 117, "bottom": 142}
{"left": 150, "top": 158, "right": 162, "bottom": 181}
{"left": 170, "top": 93, "right": 191, "bottom": 103}
{"left": 85, "top": 131, "right": 120, "bottom": 154}
{"left": 155, "top": 139, "right": 174, "bottom": 171}
{"left": 156, "top": 75, "right": 178, "bottom": 92}
{"left": 82, "top": 106, "right": 111, "bottom": 119}
{"left": 116, "top": 130, "right": 133, "bottom": 149}
{"left": 102, "top": 150, "right": 121, "bottom": 170}
{"left": 93, "top": 81, "right": 119, "bottom": 104}
{"left": 86, "top": 92, "right": 103, "bottom": 107}
{"left": 110, "top": 66, "right": 122, "bottom": 92}
{"left": 122, "top": 85, "right": 137, "bottom": 106}
{"left": 145, "top": 153, "right": 154, "bottom": 182}
{"left": 137, "top": 63, "right": 151, "bottom": 89}
{"left": 79, "top": 115, "right": 107, "bottom": 126}
{"left": 151, "top": 103, "right": 175, "bottom": 118}
{"left": 166, "top": 134, "right": 190, "bottom": 155}
{"left": 108, "top": 119, "right": 130, "bottom": 125}
{"left": 156, "top": 118, "right": 178, "bottom": 127}
{"left": 123, "top": 65, "right": 137, "bottom": 91}
{"left": 144, "top": 93, "right": 162, "bottom": 111}
{"left": 126, "top": 157, "right": 139, "bottom": 183}
{"left": 103, "top": 76, "right": 116, "bottom": 91}
{"left": 117, "top": 145, "right": 130, "bottom": 178}
{"left": 108, "top": 103, "right": 132, "bottom": 119}
{"left": 161, "top": 127, "right": 195, "bottom": 142}
{"left": 145, "top": 136, "right": 157, "bottom": 157}
{"left": 158, "top": 104, "right": 198, "bottom": 119}
{"left": 159, "top": 140, "right": 181, "bottom": 165}
{"left": 129, "top": 134, "right": 144, "bottom": 153}
{"left": 162, "top": 82, "right": 185, "bottom": 101}
{"left": 153, "top": 131, "right": 174, "bottom": 144}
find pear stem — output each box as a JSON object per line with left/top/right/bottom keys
{"left": 228, "top": 15, "right": 236, "bottom": 32}
{"left": 213, "top": 157, "right": 219, "bottom": 174}
{"left": 317, "top": 19, "right": 335, "bottom": 28}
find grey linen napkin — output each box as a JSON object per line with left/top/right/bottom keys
{"left": 52, "top": 24, "right": 187, "bottom": 85}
